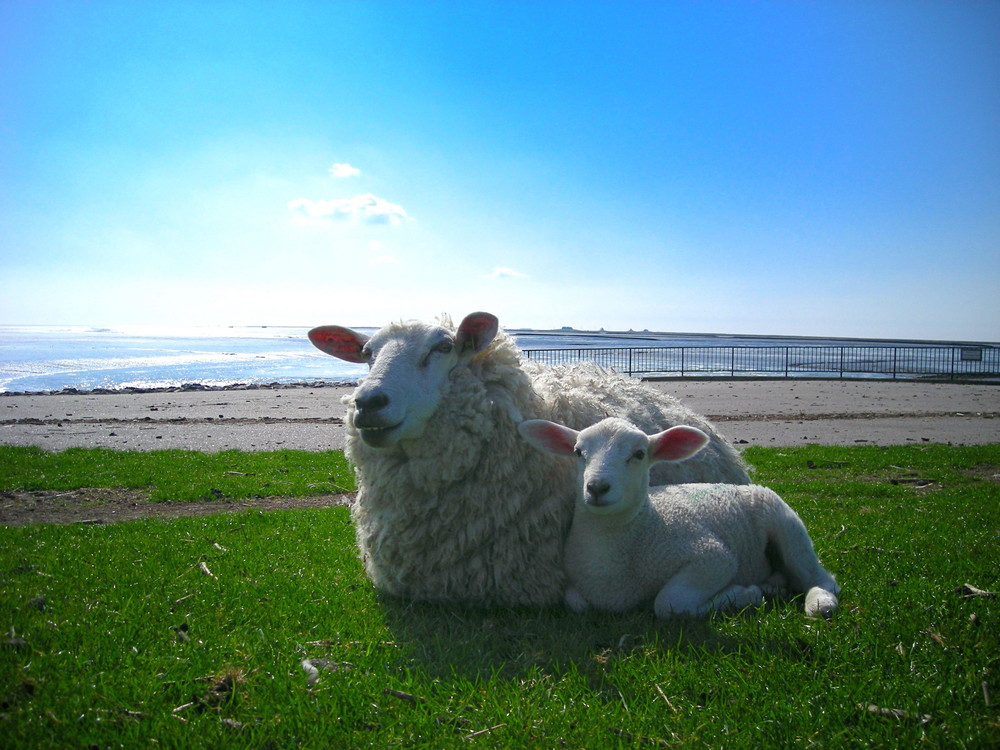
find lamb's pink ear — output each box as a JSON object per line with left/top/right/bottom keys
{"left": 308, "top": 325, "right": 370, "bottom": 363}
{"left": 455, "top": 312, "right": 499, "bottom": 356}
{"left": 518, "top": 420, "right": 579, "bottom": 456}
{"left": 649, "top": 426, "right": 710, "bottom": 463}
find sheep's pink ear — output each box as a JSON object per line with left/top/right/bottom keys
{"left": 455, "top": 312, "right": 499, "bottom": 356}
{"left": 308, "top": 325, "right": 370, "bottom": 363}
{"left": 649, "top": 426, "right": 709, "bottom": 463}
{"left": 518, "top": 420, "right": 579, "bottom": 456}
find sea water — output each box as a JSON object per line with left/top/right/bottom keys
{"left": 0, "top": 325, "right": 364, "bottom": 393}
{"left": 0, "top": 324, "right": 989, "bottom": 393}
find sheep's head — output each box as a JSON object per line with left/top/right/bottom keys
{"left": 519, "top": 417, "right": 709, "bottom": 515}
{"left": 309, "top": 312, "right": 499, "bottom": 448}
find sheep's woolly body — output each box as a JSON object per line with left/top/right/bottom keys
{"left": 565, "top": 484, "right": 839, "bottom": 617}
{"left": 344, "top": 320, "right": 750, "bottom": 607}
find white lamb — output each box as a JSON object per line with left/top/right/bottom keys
{"left": 518, "top": 417, "right": 840, "bottom": 618}
{"left": 308, "top": 312, "right": 751, "bottom": 607}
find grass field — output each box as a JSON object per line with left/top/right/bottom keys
{"left": 0, "top": 445, "right": 355, "bottom": 502}
{"left": 1, "top": 444, "right": 998, "bottom": 748}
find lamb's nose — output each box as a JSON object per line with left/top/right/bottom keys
{"left": 355, "top": 390, "right": 389, "bottom": 413}
{"left": 586, "top": 480, "right": 611, "bottom": 499}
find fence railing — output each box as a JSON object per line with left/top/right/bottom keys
{"left": 522, "top": 345, "right": 1000, "bottom": 380}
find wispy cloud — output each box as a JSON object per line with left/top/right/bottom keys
{"left": 287, "top": 193, "right": 411, "bottom": 225}
{"left": 329, "top": 162, "right": 361, "bottom": 178}
{"left": 481, "top": 266, "right": 530, "bottom": 279}
{"left": 368, "top": 239, "right": 399, "bottom": 264}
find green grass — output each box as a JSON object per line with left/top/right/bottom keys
{"left": 0, "top": 446, "right": 355, "bottom": 501}
{"left": 2, "top": 444, "right": 999, "bottom": 748}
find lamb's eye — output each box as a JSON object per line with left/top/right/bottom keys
{"left": 573, "top": 448, "right": 583, "bottom": 458}
{"left": 361, "top": 346, "right": 374, "bottom": 364}
{"left": 632, "top": 449, "right": 646, "bottom": 461}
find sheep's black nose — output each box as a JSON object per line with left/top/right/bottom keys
{"left": 586, "top": 480, "right": 611, "bottom": 499}
{"left": 355, "top": 390, "right": 389, "bottom": 413}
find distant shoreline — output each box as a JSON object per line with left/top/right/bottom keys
{"left": 4, "top": 374, "right": 997, "bottom": 399}
{"left": 511, "top": 328, "right": 1000, "bottom": 348}
{"left": 0, "top": 380, "right": 358, "bottom": 398}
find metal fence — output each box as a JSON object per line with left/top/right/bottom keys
{"left": 523, "top": 345, "right": 1000, "bottom": 380}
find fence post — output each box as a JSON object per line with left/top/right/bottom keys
{"left": 892, "top": 348, "right": 898, "bottom": 379}
{"left": 784, "top": 346, "right": 789, "bottom": 378}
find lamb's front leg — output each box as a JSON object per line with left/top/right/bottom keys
{"left": 653, "top": 552, "right": 731, "bottom": 617}
{"left": 711, "top": 582, "right": 765, "bottom": 612}
{"left": 760, "top": 571, "right": 788, "bottom": 599}
{"left": 654, "top": 551, "right": 760, "bottom": 617}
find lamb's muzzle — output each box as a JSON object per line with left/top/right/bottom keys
{"left": 585, "top": 479, "right": 612, "bottom": 505}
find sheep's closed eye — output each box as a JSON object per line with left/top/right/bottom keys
{"left": 420, "top": 340, "right": 455, "bottom": 367}
{"left": 631, "top": 449, "right": 646, "bottom": 461}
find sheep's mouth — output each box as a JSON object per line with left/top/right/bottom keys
{"left": 358, "top": 422, "right": 403, "bottom": 447}
{"left": 584, "top": 496, "right": 619, "bottom": 511}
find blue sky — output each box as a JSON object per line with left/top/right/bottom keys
{"left": 2, "top": 1, "right": 998, "bottom": 341}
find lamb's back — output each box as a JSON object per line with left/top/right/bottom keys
{"left": 647, "top": 484, "right": 778, "bottom": 584}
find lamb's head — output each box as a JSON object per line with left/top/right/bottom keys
{"left": 519, "top": 417, "right": 710, "bottom": 515}
{"left": 309, "top": 312, "right": 499, "bottom": 448}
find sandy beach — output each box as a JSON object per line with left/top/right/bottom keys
{"left": 1, "top": 379, "right": 997, "bottom": 452}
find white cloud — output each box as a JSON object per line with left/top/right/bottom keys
{"left": 329, "top": 162, "right": 361, "bottom": 178}
{"left": 481, "top": 266, "right": 530, "bottom": 279}
{"left": 287, "top": 193, "right": 411, "bottom": 225}
{"left": 365, "top": 239, "right": 398, "bottom": 264}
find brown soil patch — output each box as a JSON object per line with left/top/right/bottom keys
{"left": 963, "top": 464, "right": 1000, "bottom": 484}
{"left": 0, "top": 488, "right": 354, "bottom": 527}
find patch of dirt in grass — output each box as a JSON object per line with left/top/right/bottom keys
{"left": 962, "top": 463, "right": 1000, "bottom": 484}
{"left": 0, "top": 487, "right": 354, "bottom": 527}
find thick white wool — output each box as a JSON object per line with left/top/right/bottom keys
{"left": 345, "top": 323, "right": 750, "bottom": 606}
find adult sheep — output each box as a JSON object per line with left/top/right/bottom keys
{"left": 309, "top": 312, "right": 750, "bottom": 607}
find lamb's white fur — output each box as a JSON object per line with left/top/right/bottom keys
{"left": 519, "top": 417, "right": 840, "bottom": 618}
{"left": 309, "top": 312, "right": 751, "bottom": 607}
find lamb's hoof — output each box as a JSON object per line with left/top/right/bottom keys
{"left": 804, "top": 587, "right": 839, "bottom": 619}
